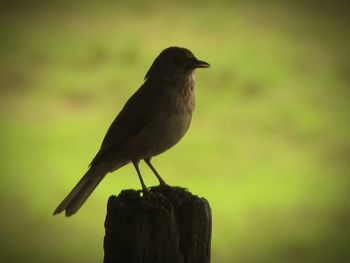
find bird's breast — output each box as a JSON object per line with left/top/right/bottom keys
{"left": 120, "top": 77, "right": 196, "bottom": 159}
{"left": 146, "top": 108, "right": 192, "bottom": 156}
{"left": 125, "top": 89, "right": 194, "bottom": 159}
{"left": 170, "top": 75, "right": 196, "bottom": 113}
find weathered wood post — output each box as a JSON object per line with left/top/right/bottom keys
{"left": 104, "top": 185, "right": 212, "bottom": 263}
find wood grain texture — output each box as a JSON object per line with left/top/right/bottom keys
{"left": 104, "top": 186, "right": 211, "bottom": 263}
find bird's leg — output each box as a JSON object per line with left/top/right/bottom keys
{"left": 144, "top": 158, "right": 168, "bottom": 187}
{"left": 132, "top": 160, "right": 149, "bottom": 194}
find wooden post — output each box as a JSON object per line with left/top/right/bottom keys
{"left": 104, "top": 186, "right": 212, "bottom": 263}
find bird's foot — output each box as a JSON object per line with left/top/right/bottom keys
{"left": 139, "top": 187, "right": 152, "bottom": 198}
{"left": 159, "top": 181, "right": 171, "bottom": 189}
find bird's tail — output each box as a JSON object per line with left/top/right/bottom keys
{"left": 53, "top": 164, "right": 108, "bottom": 217}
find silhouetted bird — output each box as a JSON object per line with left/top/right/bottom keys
{"left": 54, "top": 47, "right": 210, "bottom": 216}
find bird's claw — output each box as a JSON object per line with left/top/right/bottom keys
{"left": 138, "top": 187, "right": 152, "bottom": 198}
{"left": 159, "top": 182, "right": 171, "bottom": 189}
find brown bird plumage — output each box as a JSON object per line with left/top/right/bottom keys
{"left": 54, "top": 47, "right": 210, "bottom": 216}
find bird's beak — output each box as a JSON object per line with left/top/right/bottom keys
{"left": 192, "top": 58, "right": 210, "bottom": 68}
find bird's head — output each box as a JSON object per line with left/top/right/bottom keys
{"left": 145, "top": 47, "right": 210, "bottom": 81}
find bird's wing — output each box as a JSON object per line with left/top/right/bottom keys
{"left": 90, "top": 80, "right": 162, "bottom": 166}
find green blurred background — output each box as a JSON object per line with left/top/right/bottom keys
{"left": 1, "top": 0, "right": 349, "bottom": 262}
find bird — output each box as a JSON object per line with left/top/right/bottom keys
{"left": 53, "top": 47, "right": 210, "bottom": 216}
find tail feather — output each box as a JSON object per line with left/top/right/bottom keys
{"left": 65, "top": 175, "right": 105, "bottom": 216}
{"left": 53, "top": 164, "right": 107, "bottom": 216}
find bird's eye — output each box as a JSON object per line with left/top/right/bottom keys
{"left": 172, "top": 59, "right": 182, "bottom": 66}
